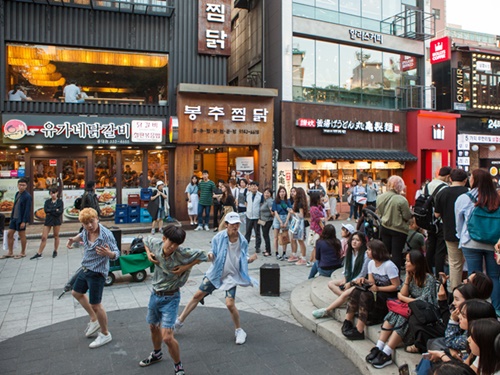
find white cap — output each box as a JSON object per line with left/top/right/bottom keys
{"left": 156, "top": 180, "right": 164, "bottom": 187}
{"left": 342, "top": 223, "right": 355, "bottom": 234}
{"left": 225, "top": 212, "right": 241, "bottom": 224}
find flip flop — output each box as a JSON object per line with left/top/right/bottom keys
{"left": 14, "top": 254, "right": 26, "bottom": 259}
{"left": 0, "top": 255, "right": 14, "bottom": 259}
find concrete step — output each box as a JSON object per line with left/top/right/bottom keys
{"left": 291, "top": 276, "right": 421, "bottom": 374}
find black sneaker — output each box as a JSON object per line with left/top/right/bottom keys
{"left": 139, "top": 352, "right": 163, "bottom": 367}
{"left": 174, "top": 363, "right": 185, "bottom": 375}
{"left": 52, "top": 251, "right": 58, "bottom": 258}
{"left": 30, "top": 253, "right": 42, "bottom": 260}
{"left": 341, "top": 320, "right": 354, "bottom": 336}
{"left": 366, "top": 347, "right": 381, "bottom": 363}
{"left": 344, "top": 327, "right": 365, "bottom": 340}
{"left": 371, "top": 351, "right": 392, "bottom": 369}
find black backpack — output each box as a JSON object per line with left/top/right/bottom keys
{"left": 413, "top": 183, "right": 446, "bottom": 230}
{"left": 74, "top": 196, "right": 83, "bottom": 209}
{"left": 130, "top": 236, "right": 146, "bottom": 254}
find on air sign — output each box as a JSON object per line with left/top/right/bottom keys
{"left": 430, "top": 37, "right": 451, "bottom": 64}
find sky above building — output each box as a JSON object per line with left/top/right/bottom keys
{"left": 447, "top": 0, "right": 499, "bottom": 35}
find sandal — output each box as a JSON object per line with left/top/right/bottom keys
{"left": 263, "top": 252, "right": 271, "bottom": 257}
{"left": 405, "top": 344, "right": 419, "bottom": 353}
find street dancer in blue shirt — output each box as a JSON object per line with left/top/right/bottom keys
{"left": 175, "top": 212, "right": 258, "bottom": 345}
{"left": 67, "top": 208, "right": 120, "bottom": 349}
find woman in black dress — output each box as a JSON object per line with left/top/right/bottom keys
{"left": 30, "top": 187, "right": 64, "bottom": 259}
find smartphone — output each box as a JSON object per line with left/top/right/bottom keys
{"left": 150, "top": 253, "right": 156, "bottom": 260}
{"left": 422, "top": 353, "right": 431, "bottom": 360}
{"left": 339, "top": 284, "right": 345, "bottom": 291}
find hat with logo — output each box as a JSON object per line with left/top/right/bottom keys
{"left": 225, "top": 212, "right": 241, "bottom": 224}
{"left": 342, "top": 223, "right": 355, "bottom": 234}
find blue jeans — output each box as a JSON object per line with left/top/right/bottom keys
{"left": 146, "top": 291, "right": 181, "bottom": 329}
{"left": 349, "top": 204, "right": 357, "bottom": 219}
{"left": 462, "top": 246, "right": 500, "bottom": 314}
{"left": 308, "top": 261, "right": 340, "bottom": 279}
{"left": 197, "top": 204, "right": 211, "bottom": 227}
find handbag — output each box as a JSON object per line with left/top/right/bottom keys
{"left": 257, "top": 219, "right": 266, "bottom": 226}
{"left": 386, "top": 299, "right": 411, "bottom": 319}
{"left": 187, "top": 202, "right": 193, "bottom": 210}
{"left": 278, "top": 230, "right": 290, "bottom": 245}
{"left": 289, "top": 216, "right": 300, "bottom": 235}
{"left": 307, "top": 230, "right": 317, "bottom": 246}
{"left": 408, "top": 300, "right": 440, "bottom": 325}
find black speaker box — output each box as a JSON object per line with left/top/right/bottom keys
{"left": 260, "top": 263, "right": 280, "bottom": 296}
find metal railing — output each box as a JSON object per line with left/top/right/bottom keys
{"left": 2, "top": 101, "right": 169, "bottom": 117}
{"left": 381, "top": 7, "right": 435, "bottom": 41}
{"left": 398, "top": 85, "right": 436, "bottom": 110}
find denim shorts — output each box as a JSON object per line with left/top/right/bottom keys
{"left": 272, "top": 214, "right": 288, "bottom": 230}
{"left": 146, "top": 291, "right": 181, "bottom": 329}
{"left": 199, "top": 276, "right": 236, "bottom": 299}
{"left": 73, "top": 269, "right": 105, "bottom": 305}
{"left": 9, "top": 218, "right": 26, "bottom": 231}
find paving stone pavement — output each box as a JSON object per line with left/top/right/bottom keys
{"left": 0, "top": 220, "right": 359, "bottom": 374}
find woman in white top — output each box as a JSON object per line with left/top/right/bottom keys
{"left": 185, "top": 175, "right": 199, "bottom": 226}
{"left": 8, "top": 84, "right": 31, "bottom": 101}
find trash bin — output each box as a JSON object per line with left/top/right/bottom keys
{"left": 260, "top": 263, "right": 280, "bottom": 296}
{"left": 107, "top": 226, "right": 122, "bottom": 252}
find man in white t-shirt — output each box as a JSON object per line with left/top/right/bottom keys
{"left": 64, "top": 81, "right": 81, "bottom": 103}
{"left": 174, "top": 212, "right": 257, "bottom": 345}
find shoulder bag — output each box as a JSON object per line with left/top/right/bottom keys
{"left": 386, "top": 299, "right": 411, "bottom": 319}
{"left": 408, "top": 299, "right": 440, "bottom": 325}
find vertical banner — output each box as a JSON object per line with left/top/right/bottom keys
{"left": 276, "top": 161, "right": 294, "bottom": 196}
{"left": 198, "top": 0, "right": 231, "bottom": 56}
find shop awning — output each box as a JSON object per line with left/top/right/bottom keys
{"left": 294, "top": 148, "right": 418, "bottom": 162}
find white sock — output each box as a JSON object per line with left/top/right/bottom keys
{"left": 376, "top": 340, "right": 385, "bottom": 350}
{"left": 382, "top": 345, "right": 393, "bottom": 356}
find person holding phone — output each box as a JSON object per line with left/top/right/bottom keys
{"left": 139, "top": 225, "right": 208, "bottom": 375}
{"left": 66, "top": 208, "right": 120, "bottom": 349}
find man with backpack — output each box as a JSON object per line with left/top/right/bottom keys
{"left": 434, "top": 168, "right": 469, "bottom": 290}
{"left": 419, "top": 166, "right": 451, "bottom": 276}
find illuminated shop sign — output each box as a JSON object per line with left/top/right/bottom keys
{"left": 453, "top": 68, "right": 465, "bottom": 110}
{"left": 184, "top": 105, "right": 268, "bottom": 123}
{"left": 295, "top": 118, "right": 400, "bottom": 134}
{"left": 430, "top": 37, "right": 451, "bottom": 64}
{"left": 1, "top": 114, "right": 165, "bottom": 145}
{"left": 348, "top": 29, "right": 383, "bottom": 44}
{"left": 198, "top": 0, "right": 231, "bottom": 56}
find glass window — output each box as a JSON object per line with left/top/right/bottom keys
{"left": 382, "top": 0, "right": 401, "bottom": 19}
{"left": 292, "top": 37, "right": 315, "bottom": 101}
{"left": 7, "top": 44, "right": 168, "bottom": 104}
{"left": 339, "top": 0, "right": 360, "bottom": 16}
{"left": 147, "top": 150, "right": 169, "bottom": 187}
{"left": 316, "top": 0, "right": 338, "bottom": 11}
{"left": 122, "top": 150, "right": 143, "bottom": 188}
{"left": 362, "top": 0, "right": 381, "bottom": 20}
{"left": 95, "top": 150, "right": 117, "bottom": 188}
{"left": 316, "top": 41, "right": 339, "bottom": 102}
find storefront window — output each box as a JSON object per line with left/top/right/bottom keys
{"left": 147, "top": 150, "right": 168, "bottom": 187}
{"left": 95, "top": 150, "right": 116, "bottom": 188}
{"left": 292, "top": 37, "right": 418, "bottom": 109}
{"left": 122, "top": 150, "right": 144, "bottom": 188}
{"left": 6, "top": 44, "right": 168, "bottom": 104}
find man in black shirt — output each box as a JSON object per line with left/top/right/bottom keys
{"left": 434, "top": 168, "right": 469, "bottom": 290}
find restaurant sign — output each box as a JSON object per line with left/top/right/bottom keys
{"left": 296, "top": 118, "right": 400, "bottom": 134}
{"left": 198, "top": 0, "right": 231, "bottom": 56}
{"left": 1, "top": 114, "right": 166, "bottom": 145}
{"left": 430, "top": 37, "right": 451, "bottom": 64}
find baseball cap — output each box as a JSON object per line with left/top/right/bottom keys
{"left": 156, "top": 180, "right": 164, "bottom": 187}
{"left": 225, "top": 212, "right": 241, "bottom": 224}
{"left": 342, "top": 223, "right": 355, "bottom": 234}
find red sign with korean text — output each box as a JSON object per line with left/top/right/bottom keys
{"left": 430, "top": 37, "right": 451, "bottom": 64}
{"left": 49, "top": 159, "right": 57, "bottom": 166}
{"left": 198, "top": 0, "right": 231, "bottom": 56}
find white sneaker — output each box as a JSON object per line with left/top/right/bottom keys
{"left": 204, "top": 225, "right": 210, "bottom": 231}
{"left": 174, "top": 318, "right": 184, "bottom": 331}
{"left": 85, "top": 320, "right": 100, "bottom": 337}
{"left": 194, "top": 226, "right": 203, "bottom": 231}
{"left": 89, "top": 332, "right": 112, "bottom": 348}
{"left": 235, "top": 328, "right": 247, "bottom": 345}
